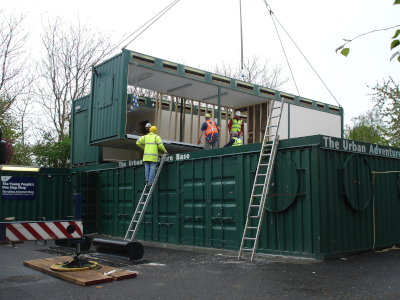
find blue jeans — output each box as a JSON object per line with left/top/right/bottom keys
{"left": 144, "top": 161, "right": 157, "bottom": 184}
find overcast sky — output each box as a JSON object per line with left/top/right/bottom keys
{"left": 4, "top": 0, "right": 399, "bottom": 125}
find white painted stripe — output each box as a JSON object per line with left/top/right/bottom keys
{"left": 46, "top": 223, "right": 64, "bottom": 239}
{"left": 5, "top": 228, "right": 19, "bottom": 241}
{"left": 60, "top": 221, "right": 80, "bottom": 238}
{"left": 30, "top": 223, "right": 50, "bottom": 239}
{"left": 12, "top": 226, "right": 36, "bottom": 241}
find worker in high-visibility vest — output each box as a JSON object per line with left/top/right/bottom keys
{"left": 136, "top": 123, "right": 168, "bottom": 185}
{"left": 223, "top": 131, "right": 243, "bottom": 147}
{"left": 228, "top": 111, "right": 244, "bottom": 139}
{"left": 198, "top": 114, "right": 221, "bottom": 150}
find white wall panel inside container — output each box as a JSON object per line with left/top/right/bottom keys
{"left": 290, "top": 105, "right": 341, "bottom": 138}
{"left": 277, "top": 103, "right": 289, "bottom": 140}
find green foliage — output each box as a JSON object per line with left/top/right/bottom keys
{"left": 336, "top": 2, "right": 400, "bottom": 62}
{"left": 32, "top": 133, "right": 71, "bottom": 168}
{"left": 344, "top": 107, "right": 388, "bottom": 145}
{"left": 10, "top": 142, "right": 33, "bottom": 166}
{"left": 391, "top": 39, "right": 400, "bottom": 50}
{"left": 341, "top": 48, "right": 350, "bottom": 57}
{"left": 369, "top": 77, "right": 400, "bottom": 147}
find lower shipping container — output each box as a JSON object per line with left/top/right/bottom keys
{"left": 2, "top": 135, "right": 400, "bottom": 260}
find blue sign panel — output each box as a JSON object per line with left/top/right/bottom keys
{"left": 1, "top": 176, "right": 37, "bottom": 200}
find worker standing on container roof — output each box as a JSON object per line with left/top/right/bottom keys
{"left": 228, "top": 111, "right": 244, "bottom": 139}
{"left": 198, "top": 114, "right": 221, "bottom": 150}
{"left": 223, "top": 131, "right": 242, "bottom": 147}
{"left": 136, "top": 123, "right": 168, "bottom": 185}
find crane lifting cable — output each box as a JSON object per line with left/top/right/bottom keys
{"left": 112, "top": 0, "right": 180, "bottom": 52}
{"left": 262, "top": 0, "right": 342, "bottom": 108}
{"left": 239, "top": 0, "right": 244, "bottom": 74}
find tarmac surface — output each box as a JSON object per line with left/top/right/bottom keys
{"left": 1, "top": 236, "right": 400, "bottom": 299}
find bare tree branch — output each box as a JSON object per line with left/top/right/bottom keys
{"left": 35, "top": 16, "right": 115, "bottom": 142}
{"left": 0, "top": 10, "right": 34, "bottom": 116}
{"left": 211, "top": 55, "right": 291, "bottom": 91}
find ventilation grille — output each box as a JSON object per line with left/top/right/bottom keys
{"left": 259, "top": 88, "right": 275, "bottom": 98}
{"left": 163, "top": 61, "right": 178, "bottom": 72}
{"left": 212, "top": 75, "right": 231, "bottom": 86}
{"left": 236, "top": 81, "right": 254, "bottom": 92}
{"left": 299, "top": 98, "right": 313, "bottom": 107}
{"left": 184, "top": 67, "right": 205, "bottom": 79}
{"left": 281, "top": 93, "right": 295, "bottom": 103}
{"left": 317, "top": 102, "right": 325, "bottom": 110}
{"left": 132, "top": 54, "right": 155, "bottom": 66}
{"left": 329, "top": 105, "right": 340, "bottom": 114}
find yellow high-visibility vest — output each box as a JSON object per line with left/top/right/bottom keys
{"left": 231, "top": 119, "right": 243, "bottom": 132}
{"left": 136, "top": 132, "right": 166, "bottom": 162}
{"left": 232, "top": 137, "right": 242, "bottom": 146}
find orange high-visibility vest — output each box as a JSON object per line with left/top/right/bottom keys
{"left": 205, "top": 119, "right": 218, "bottom": 136}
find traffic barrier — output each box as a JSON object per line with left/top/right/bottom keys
{"left": 0, "top": 220, "right": 83, "bottom": 242}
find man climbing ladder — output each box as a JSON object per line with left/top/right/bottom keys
{"left": 136, "top": 124, "right": 168, "bottom": 185}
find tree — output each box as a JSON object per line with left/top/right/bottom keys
{"left": 32, "top": 133, "right": 70, "bottom": 168}
{"left": 0, "top": 10, "right": 34, "bottom": 115}
{"left": 34, "top": 16, "right": 115, "bottom": 167}
{"left": 369, "top": 77, "right": 400, "bottom": 147}
{"left": 344, "top": 107, "right": 388, "bottom": 145}
{"left": 336, "top": 1, "right": 400, "bottom": 63}
{"left": 0, "top": 96, "right": 20, "bottom": 164}
{"left": 211, "top": 55, "right": 291, "bottom": 91}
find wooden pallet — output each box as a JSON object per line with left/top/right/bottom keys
{"left": 23, "top": 256, "right": 138, "bottom": 286}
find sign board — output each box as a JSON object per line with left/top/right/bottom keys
{"left": 1, "top": 176, "right": 37, "bottom": 200}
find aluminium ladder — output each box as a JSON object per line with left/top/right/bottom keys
{"left": 124, "top": 153, "right": 167, "bottom": 241}
{"left": 238, "top": 97, "right": 284, "bottom": 261}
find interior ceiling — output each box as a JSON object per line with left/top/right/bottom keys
{"left": 98, "top": 135, "right": 203, "bottom": 154}
{"left": 127, "top": 65, "right": 269, "bottom": 109}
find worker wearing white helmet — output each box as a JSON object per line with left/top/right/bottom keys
{"left": 228, "top": 110, "right": 244, "bottom": 138}
{"left": 198, "top": 113, "right": 221, "bottom": 150}
{"left": 136, "top": 123, "right": 168, "bottom": 185}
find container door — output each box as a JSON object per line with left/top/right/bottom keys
{"left": 210, "top": 156, "right": 239, "bottom": 250}
{"left": 98, "top": 170, "right": 117, "bottom": 236}
{"left": 181, "top": 160, "right": 206, "bottom": 246}
{"left": 116, "top": 168, "right": 134, "bottom": 237}
{"left": 89, "top": 52, "right": 127, "bottom": 145}
{"left": 157, "top": 163, "right": 180, "bottom": 244}
{"left": 72, "top": 171, "right": 98, "bottom": 234}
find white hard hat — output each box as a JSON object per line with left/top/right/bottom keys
{"left": 235, "top": 111, "right": 241, "bottom": 117}
{"left": 145, "top": 123, "right": 152, "bottom": 128}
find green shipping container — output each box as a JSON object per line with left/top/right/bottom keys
{"left": 0, "top": 168, "right": 71, "bottom": 223}
{"left": 71, "top": 135, "right": 400, "bottom": 260}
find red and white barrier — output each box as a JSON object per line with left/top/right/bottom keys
{"left": 0, "top": 221, "right": 83, "bottom": 242}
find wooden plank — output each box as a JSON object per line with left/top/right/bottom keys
{"left": 190, "top": 100, "right": 194, "bottom": 143}
{"left": 23, "top": 256, "right": 138, "bottom": 286}
{"left": 182, "top": 99, "right": 186, "bottom": 142}
{"left": 174, "top": 97, "right": 179, "bottom": 141}
{"left": 197, "top": 102, "right": 202, "bottom": 143}
{"left": 167, "top": 96, "right": 173, "bottom": 140}
{"left": 158, "top": 93, "right": 163, "bottom": 132}
{"left": 154, "top": 93, "right": 159, "bottom": 126}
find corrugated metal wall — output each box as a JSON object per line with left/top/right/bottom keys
{"left": 88, "top": 52, "right": 128, "bottom": 144}
{"left": 319, "top": 149, "right": 400, "bottom": 259}
{"left": 0, "top": 169, "right": 71, "bottom": 222}
{"left": 72, "top": 136, "right": 400, "bottom": 260}
{"left": 71, "top": 95, "right": 101, "bottom": 167}
{"left": 4, "top": 135, "right": 398, "bottom": 260}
